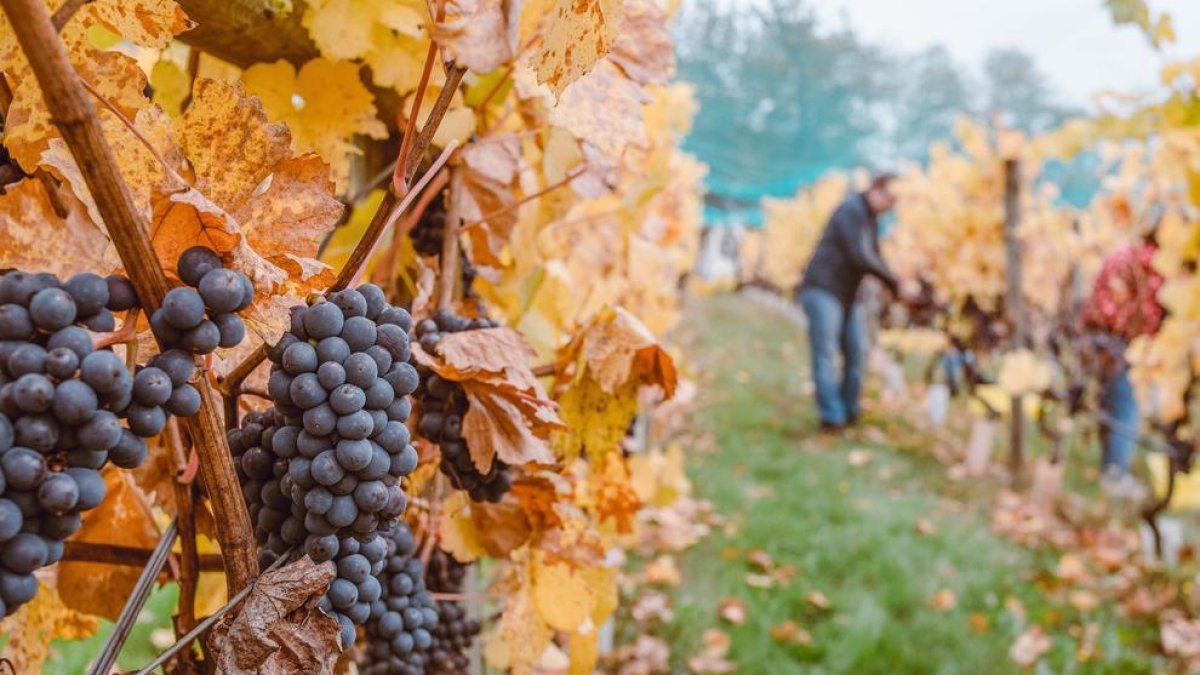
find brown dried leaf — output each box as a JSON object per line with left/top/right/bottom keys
{"left": 1009, "top": 625, "right": 1052, "bottom": 668}
{"left": 609, "top": 0, "right": 673, "bottom": 86}
{"left": 462, "top": 378, "right": 559, "bottom": 471}
{"left": 434, "top": 327, "right": 537, "bottom": 376}
{"left": 927, "top": 589, "right": 957, "bottom": 612}
{"left": 549, "top": 60, "right": 649, "bottom": 163}
{"left": 434, "top": 0, "right": 513, "bottom": 74}
{"left": 686, "top": 629, "right": 736, "bottom": 674}
{"left": 560, "top": 305, "right": 677, "bottom": 397}
{"left": 806, "top": 591, "right": 831, "bottom": 610}
{"left": 453, "top": 135, "right": 520, "bottom": 268}
{"left": 717, "top": 597, "right": 747, "bottom": 625}
{"left": 0, "top": 178, "right": 120, "bottom": 278}
{"left": 511, "top": 474, "right": 565, "bottom": 532}
{"left": 57, "top": 470, "right": 161, "bottom": 620}
{"left": 770, "top": 620, "right": 812, "bottom": 646}
{"left": 208, "top": 556, "right": 341, "bottom": 674}
{"left": 531, "top": 0, "right": 622, "bottom": 98}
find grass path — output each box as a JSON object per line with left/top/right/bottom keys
{"left": 663, "top": 295, "right": 1161, "bottom": 674}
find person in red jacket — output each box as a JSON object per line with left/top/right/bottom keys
{"left": 1079, "top": 236, "right": 1163, "bottom": 481}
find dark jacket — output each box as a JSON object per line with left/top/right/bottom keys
{"left": 798, "top": 193, "right": 899, "bottom": 306}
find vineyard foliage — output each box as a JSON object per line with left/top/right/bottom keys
{"left": 0, "top": 0, "right": 703, "bottom": 672}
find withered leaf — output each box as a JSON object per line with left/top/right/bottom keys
{"left": 208, "top": 556, "right": 340, "bottom": 674}
{"left": 609, "top": 0, "right": 674, "bottom": 86}
{"left": 434, "top": 0, "right": 513, "bottom": 74}
{"left": 531, "top": 0, "right": 622, "bottom": 98}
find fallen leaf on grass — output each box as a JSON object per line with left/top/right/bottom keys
{"left": 718, "top": 597, "right": 747, "bottom": 625}
{"left": 1068, "top": 590, "right": 1101, "bottom": 613}
{"left": 770, "top": 620, "right": 812, "bottom": 646}
{"left": 806, "top": 591, "right": 831, "bottom": 610}
{"left": 686, "top": 629, "right": 737, "bottom": 674}
{"left": 927, "top": 589, "right": 957, "bottom": 611}
{"left": 847, "top": 449, "right": 873, "bottom": 467}
{"left": 643, "top": 555, "right": 681, "bottom": 587}
{"left": 614, "top": 634, "right": 671, "bottom": 675}
{"left": 1005, "top": 596, "right": 1027, "bottom": 620}
{"left": 1055, "top": 553, "right": 1089, "bottom": 584}
{"left": 1009, "top": 625, "right": 1052, "bottom": 668}
{"left": 969, "top": 613, "right": 990, "bottom": 633}
{"left": 720, "top": 547, "right": 742, "bottom": 562}
{"left": 914, "top": 518, "right": 937, "bottom": 536}
{"left": 631, "top": 592, "right": 674, "bottom": 625}
{"left": 746, "top": 549, "right": 774, "bottom": 572}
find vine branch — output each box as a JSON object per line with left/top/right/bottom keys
{"left": 0, "top": 0, "right": 257, "bottom": 595}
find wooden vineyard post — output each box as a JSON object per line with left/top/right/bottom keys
{"left": 1003, "top": 158, "right": 1028, "bottom": 485}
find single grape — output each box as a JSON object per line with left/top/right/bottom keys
{"left": 0, "top": 446, "right": 46, "bottom": 487}
{"left": 150, "top": 349, "right": 196, "bottom": 386}
{"left": 318, "top": 362, "right": 347, "bottom": 391}
{"left": 44, "top": 347, "right": 80, "bottom": 380}
{"left": 214, "top": 313, "right": 245, "bottom": 348}
{"left": 180, "top": 320, "right": 220, "bottom": 353}
{"left": 160, "top": 287, "right": 205, "bottom": 330}
{"left": 311, "top": 450, "right": 346, "bottom": 486}
{"left": 65, "top": 273, "right": 109, "bottom": 316}
{"left": 330, "top": 384, "right": 366, "bottom": 415}
{"left": 328, "top": 578, "right": 358, "bottom": 609}
{"left": 46, "top": 326, "right": 92, "bottom": 360}
{"left": 105, "top": 275, "right": 138, "bottom": 311}
{"left": 36, "top": 473, "right": 79, "bottom": 514}
{"left": 80, "top": 350, "right": 128, "bottom": 394}
{"left": 29, "top": 288, "right": 76, "bottom": 331}
{"left": 1, "top": 533, "right": 48, "bottom": 574}
{"left": 316, "top": 337, "right": 351, "bottom": 365}
{"left": 282, "top": 342, "right": 319, "bottom": 375}
{"left": 375, "top": 324, "right": 411, "bottom": 362}
{"left": 353, "top": 480, "right": 389, "bottom": 512}
{"left": 383, "top": 363, "right": 419, "bottom": 397}
{"left": 0, "top": 500, "right": 23, "bottom": 542}
{"left": 376, "top": 306, "right": 413, "bottom": 332}
{"left": 7, "top": 344, "right": 46, "bottom": 377}
{"left": 332, "top": 290, "right": 367, "bottom": 318}
{"left": 77, "top": 410, "right": 122, "bottom": 451}
{"left": 12, "top": 373, "right": 54, "bottom": 413}
{"left": 197, "top": 269, "right": 245, "bottom": 314}
{"left": 289, "top": 373, "right": 328, "bottom": 410}
{"left": 306, "top": 534, "right": 340, "bottom": 562}
{"left": 177, "top": 246, "right": 223, "bottom": 287}
{"left": 337, "top": 553, "right": 371, "bottom": 584}
{"left": 303, "top": 302, "right": 344, "bottom": 340}
{"left": 336, "top": 411, "right": 374, "bottom": 441}
{"left": 357, "top": 285, "right": 386, "bottom": 319}
{"left": 0, "top": 305, "right": 33, "bottom": 341}
{"left": 80, "top": 309, "right": 116, "bottom": 332}
{"left": 335, "top": 439, "right": 373, "bottom": 472}
{"left": 14, "top": 414, "right": 58, "bottom": 452}
{"left": 327, "top": 495, "right": 358, "bottom": 528}
{"left": 0, "top": 569, "right": 38, "bottom": 607}
{"left": 343, "top": 353, "right": 378, "bottom": 389}
{"left": 235, "top": 274, "right": 255, "bottom": 312}
{"left": 302, "top": 403, "right": 337, "bottom": 437}
{"left": 363, "top": 379, "right": 395, "bottom": 410}
{"left": 132, "top": 367, "right": 173, "bottom": 407}
{"left": 67, "top": 467, "right": 106, "bottom": 510}
{"left": 341, "top": 317, "right": 377, "bottom": 352}
{"left": 165, "top": 384, "right": 201, "bottom": 417}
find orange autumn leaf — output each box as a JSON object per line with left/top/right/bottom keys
{"left": 0, "top": 178, "right": 120, "bottom": 278}
{"left": 434, "top": 327, "right": 537, "bottom": 376}
{"left": 560, "top": 305, "right": 677, "bottom": 397}
{"left": 511, "top": 474, "right": 565, "bottom": 532}
{"left": 717, "top": 597, "right": 747, "bottom": 626}
{"left": 57, "top": 470, "right": 162, "bottom": 620}
{"left": 439, "top": 491, "right": 533, "bottom": 561}
{"left": 0, "top": 583, "right": 99, "bottom": 672}
{"left": 453, "top": 134, "right": 521, "bottom": 269}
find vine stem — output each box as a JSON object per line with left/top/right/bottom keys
{"left": 531, "top": 363, "right": 555, "bottom": 378}
{"left": 0, "top": 0, "right": 258, "bottom": 595}
{"left": 437, "top": 174, "right": 461, "bottom": 312}
{"left": 167, "top": 418, "right": 200, "bottom": 657}
{"left": 61, "top": 541, "right": 225, "bottom": 570}
{"left": 371, "top": 168, "right": 449, "bottom": 288}
{"left": 347, "top": 141, "right": 458, "bottom": 290}
{"left": 331, "top": 62, "right": 466, "bottom": 292}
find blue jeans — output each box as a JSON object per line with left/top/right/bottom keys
{"left": 799, "top": 288, "right": 867, "bottom": 426}
{"left": 1103, "top": 368, "right": 1139, "bottom": 474}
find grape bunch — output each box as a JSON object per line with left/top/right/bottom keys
{"left": 359, "top": 522, "right": 439, "bottom": 675}
{"left": 149, "top": 246, "right": 253, "bottom": 355}
{"left": 423, "top": 550, "right": 480, "bottom": 675}
{"left": 412, "top": 311, "right": 512, "bottom": 503}
{"left": 228, "top": 284, "right": 421, "bottom": 649}
{"left": 408, "top": 192, "right": 446, "bottom": 257}
{"left": 0, "top": 269, "right": 188, "bottom": 617}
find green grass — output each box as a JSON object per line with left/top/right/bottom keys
{"left": 38, "top": 582, "right": 179, "bottom": 674}
{"left": 661, "top": 295, "right": 1164, "bottom": 674}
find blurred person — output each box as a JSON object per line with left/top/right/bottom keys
{"left": 797, "top": 174, "right": 903, "bottom": 431}
{"left": 1079, "top": 231, "right": 1163, "bottom": 492}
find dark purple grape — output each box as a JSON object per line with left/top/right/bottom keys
{"left": 105, "top": 275, "right": 138, "bottom": 311}
{"left": 177, "top": 246, "right": 223, "bottom": 287}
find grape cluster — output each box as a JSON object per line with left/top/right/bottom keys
{"left": 149, "top": 246, "right": 253, "bottom": 355}
{"left": 229, "top": 284, "right": 421, "bottom": 649}
{"left": 424, "top": 550, "right": 480, "bottom": 675}
{"left": 413, "top": 311, "right": 512, "bottom": 503}
{"left": 0, "top": 269, "right": 188, "bottom": 618}
{"left": 360, "top": 522, "right": 439, "bottom": 675}
{"left": 409, "top": 192, "right": 446, "bottom": 257}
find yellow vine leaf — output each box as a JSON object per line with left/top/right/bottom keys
{"left": 568, "top": 626, "right": 599, "bottom": 675}
{"left": 484, "top": 562, "right": 552, "bottom": 675}
{"left": 241, "top": 58, "right": 388, "bottom": 191}
{"left": 531, "top": 0, "right": 622, "bottom": 98}
{"left": 57, "top": 470, "right": 161, "bottom": 620}
{"left": 553, "top": 375, "right": 638, "bottom": 463}
{"left": 532, "top": 551, "right": 595, "bottom": 631}
{"left": 0, "top": 583, "right": 99, "bottom": 672}
{"left": 301, "top": 0, "right": 431, "bottom": 92}
{"left": 150, "top": 58, "right": 192, "bottom": 116}
{"left": 439, "top": 490, "right": 487, "bottom": 563}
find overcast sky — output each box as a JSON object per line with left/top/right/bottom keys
{"left": 810, "top": 0, "right": 1200, "bottom": 107}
